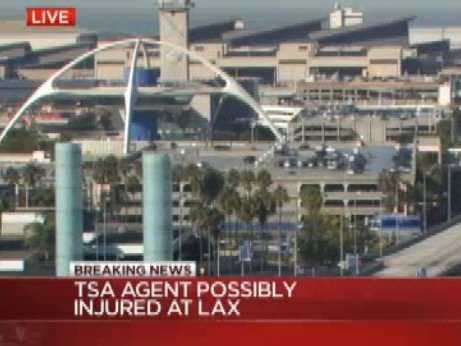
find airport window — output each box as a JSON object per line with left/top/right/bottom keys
{"left": 369, "top": 59, "right": 398, "bottom": 65}
{"left": 324, "top": 184, "right": 345, "bottom": 193}
{"left": 279, "top": 59, "right": 307, "bottom": 64}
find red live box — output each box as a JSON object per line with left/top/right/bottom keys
{"left": 26, "top": 8, "right": 76, "bottom": 27}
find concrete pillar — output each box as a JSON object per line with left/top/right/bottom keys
{"left": 159, "top": 0, "right": 193, "bottom": 81}
{"left": 55, "top": 143, "right": 83, "bottom": 277}
{"left": 143, "top": 152, "right": 173, "bottom": 261}
{"left": 301, "top": 118, "right": 305, "bottom": 144}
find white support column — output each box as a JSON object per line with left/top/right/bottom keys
{"left": 123, "top": 39, "right": 141, "bottom": 155}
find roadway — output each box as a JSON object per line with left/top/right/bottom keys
{"left": 374, "top": 221, "right": 461, "bottom": 277}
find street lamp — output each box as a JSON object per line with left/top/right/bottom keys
{"left": 423, "top": 173, "right": 428, "bottom": 233}
{"left": 379, "top": 195, "right": 384, "bottom": 257}
{"left": 447, "top": 164, "right": 455, "bottom": 222}
{"left": 339, "top": 214, "right": 345, "bottom": 277}
{"left": 294, "top": 222, "right": 303, "bottom": 277}
{"left": 98, "top": 192, "right": 110, "bottom": 262}
{"left": 250, "top": 120, "right": 257, "bottom": 144}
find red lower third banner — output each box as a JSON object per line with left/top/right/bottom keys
{"left": 1, "top": 278, "right": 461, "bottom": 345}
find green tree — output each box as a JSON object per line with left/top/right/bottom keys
{"left": 378, "top": 170, "right": 402, "bottom": 212}
{"left": 21, "top": 164, "right": 45, "bottom": 208}
{"left": 255, "top": 169, "right": 272, "bottom": 191}
{"left": 298, "top": 214, "right": 342, "bottom": 266}
{"left": 254, "top": 188, "right": 275, "bottom": 272}
{"left": 300, "top": 185, "right": 323, "bottom": 216}
{"left": 30, "top": 186, "right": 55, "bottom": 207}
{"left": 0, "top": 197, "right": 9, "bottom": 228}
{"left": 0, "top": 128, "right": 40, "bottom": 153}
{"left": 91, "top": 155, "right": 120, "bottom": 222}
{"left": 272, "top": 184, "right": 289, "bottom": 276}
{"left": 200, "top": 168, "right": 225, "bottom": 205}
{"left": 92, "top": 155, "right": 120, "bottom": 186}
{"left": 2, "top": 167, "right": 20, "bottom": 207}
{"left": 184, "top": 163, "right": 202, "bottom": 197}
{"left": 189, "top": 204, "right": 224, "bottom": 275}
{"left": 205, "top": 207, "right": 224, "bottom": 275}
{"left": 240, "top": 170, "right": 256, "bottom": 198}
{"left": 217, "top": 185, "right": 241, "bottom": 272}
{"left": 24, "top": 216, "right": 55, "bottom": 262}
{"left": 227, "top": 169, "right": 240, "bottom": 189}
{"left": 189, "top": 203, "right": 208, "bottom": 268}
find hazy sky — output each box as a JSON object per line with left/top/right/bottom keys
{"left": 1, "top": 0, "right": 459, "bottom": 32}
{"left": 4, "top": 0, "right": 461, "bottom": 9}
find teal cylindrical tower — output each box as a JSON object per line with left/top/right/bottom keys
{"left": 55, "top": 143, "right": 83, "bottom": 276}
{"left": 143, "top": 152, "right": 172, "bottom": 261}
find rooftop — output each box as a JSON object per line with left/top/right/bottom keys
{"left": 0, "top": 20, "right": 88, "bottom": 34}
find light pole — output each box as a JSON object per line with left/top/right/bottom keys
{"left": 178, "top": 185, "right": 183, "bottom": 261}
{"left": 103, "top": 195, "right": 107, "bottom": 261}
{"left": 379, "top": 195, "right": 384, "bottom": 257}
{"left": 423, "top": 173, "right": 428, "bottom": 233}
{"left": 95, "top": 206, "right": 100, "bottom": 261}
{"left": 250, "top": 120, "right": 256, "bottom": 145}
{"left": 353, "top": 196, "right": 359, "bottom": 274}
{"left": 339, "top": 214, "right": 344, "bottom": 276}
{"left": 353, "top": 197, "right": 360, "bottom": 275}
{"left": 294, "top": 222, "right": 302, "bottom": 276}
{"left": 448, "top": 164, "right": 453, "bottom": 222}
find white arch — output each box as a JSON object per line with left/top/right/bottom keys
{"left": 0, "top": 38, "right": 284, "bottom": 154}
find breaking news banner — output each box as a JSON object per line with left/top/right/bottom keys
{"left": 2, "top": 279, "right": 461, "bottom": 345}
{"left": 70, "top": 262, "right": 196, "bottom": 277}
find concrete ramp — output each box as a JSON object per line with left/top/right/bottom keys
{"left": 375, "top": 221, "right": 461, "bottom": 277}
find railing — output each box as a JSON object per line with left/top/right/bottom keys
{"left": 225, "top": 50, "right": 277, "bottom": 57}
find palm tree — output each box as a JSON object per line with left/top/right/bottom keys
{"left": 2, "top": 167, "right": 20, "bottom": 207}
{"left": 240, "top": 170, "right": 256, "bottom": 198}
{"left": 30, "top": 186, "right": 55, "bottom": 207}
{"left": 125, "top": 174, "right": 140, "bottom": 222}
{"left": 204, "top": 207, "right": 224, "bottom": 276}
{"left": 92, "top": 156, "right": 120, "bottom": 211}
{"left": 227, "top": 169, "right": 240, "bottom": 189}
{"left": 273, "top": 184, "right": 289, "bottom": 276}
{"left": 92, "top": 156, "right": 120, "bottom": 186}
{"left": 217, "top": 186, "right": 241, "bottom": 274}
{"left": 236, "top": 195, "right": 256, "bottom": 274}
{"left": 0, "top": 197, "right": 9, "bottom": 231}
{"left": 118, "top": 158, "right": 131, "bottom": 191}
{"left": 378, "top": 170, "right": 408, "bottom": 212}
{"left": 189, "top": 203, "right": 208, "bottom": 271}
{"left": 21, "top": 164, "right": 45, "bottom": 208}
{"left": 24, "top": 216, "right": 55, "bottom": 262}
{"left": 255, "top": 169, "right": 272, "bottom": 191}
{"left": 200, "top": 168, "right": 225, "bottom": 205}
{"left": 253, "top": 169, "right": 274, "bottom": 272}
{"left": 184, "top": 163, "right": 202, "bottom": 198}
{"left": 126, "top": 175, "right": 140, "bottom": 198}
{"left": 254, "top": 188, "right": 275, "bottom": 272}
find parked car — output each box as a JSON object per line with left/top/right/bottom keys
{"left": 243, "top": 155, "right": 256, "bottom": 165}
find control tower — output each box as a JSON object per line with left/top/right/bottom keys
{"left": 158, "top": 0, "right": 194, "bottom": 82}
